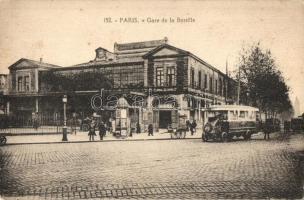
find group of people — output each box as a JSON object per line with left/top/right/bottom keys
{"left": 87, "top": 119, "right": 107, "bottom": 141}
{"left": 186, "top": 120, "right": 197, "bottom": 135}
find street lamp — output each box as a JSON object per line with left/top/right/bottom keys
{"left": 62, "top": 95, "right": 68, "bottom": 141}
{"left": 203, "top": 88, "right": 208, "bottom": 125}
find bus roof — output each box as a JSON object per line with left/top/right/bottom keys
{"left": 207, "top": 105, "right": 259, "bottom": 112}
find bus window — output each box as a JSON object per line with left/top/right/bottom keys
{"left": 249, "top": 111, "right": 255, "bottom": 120}
{"left": 229, "top": 111, "right": 238, "bottom": 120}
{"left": 239, "top": 111, "right": 246, "bottom": 119}
{"left": 215, "top": 111, "right": 228, "bottom": 120}
{"left": 221, "top": 111, "right": 228, "bottom": 120}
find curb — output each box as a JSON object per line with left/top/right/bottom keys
{"left": 4, "top": 137, "right": 202, "bottom": 146}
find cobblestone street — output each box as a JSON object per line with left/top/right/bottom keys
{"left": 0, "top": 133, "right": 303, "bottom": 199}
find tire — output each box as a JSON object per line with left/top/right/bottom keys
{"left": 245, "top": 133, "right": 251, "bottom": 140}
{"left": 0, "top": 136, "right": 7, "bottom": 145}
{"left": 204, "top": 123, "right": 213, "bottom": 134}
{"left": 202, "top": 133, "right": 208, "bottom": 142}
{"left": 221, "top": 132, "right": 229, "bottom": 142}
{"left": 243, "top": 130, "right": 251, "bottom": 140}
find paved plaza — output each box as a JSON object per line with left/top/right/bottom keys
{"left": 0, "top": 133, "right": 303, "bottom": 199}
{"left": 3, "top": 129, "right": 200, "bottom": 145}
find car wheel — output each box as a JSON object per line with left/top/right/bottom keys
{"left": 204, "top": 123, "right": 213, "bottom": 134}
{"left": 202, "top": 133, "right": 208, "bottom": 142}
{"left": 243, "top": 131, "right": 251, "bottom": 140}
{"left": 221, "top": 132, "right": 229, "bottom": 142}
{"left": 0, "top": 136, "right": 7, "bottom": 145}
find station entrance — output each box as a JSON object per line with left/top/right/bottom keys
{"left": 159, "top": 110, "right": 172, "bottom": 128}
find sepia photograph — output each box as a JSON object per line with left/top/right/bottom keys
{"left": 0, "top": 0, "right": 303, "bottom": 199}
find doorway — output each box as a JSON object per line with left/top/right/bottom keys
{"left": 159, "top": 110, "right": 172, "bottom": 128}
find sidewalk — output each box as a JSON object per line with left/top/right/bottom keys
{"left": 4, "top": 129, "right": 202, "bottom": 145}
{"left": 3, "top": 128, "right": 294, "bottom": 145}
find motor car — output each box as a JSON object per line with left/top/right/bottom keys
{"left": 291, "top": 118, "right": 304, "bottom": 132}
{"left": 202, "top": 105, "right": 259, "bottom": 142}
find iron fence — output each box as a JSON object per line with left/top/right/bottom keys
{"left": 0, "top": 115, "right": 82, "bottom": 136}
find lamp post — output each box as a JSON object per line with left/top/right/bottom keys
{"left": 203, "top": 88, "right": 208, "bottom": 125}
{"left": 62, "top": 95, "right": 68, "bottom": 141}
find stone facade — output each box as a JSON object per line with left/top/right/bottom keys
{"left": 1, "top": 38, "right": 237, "bottom": 131}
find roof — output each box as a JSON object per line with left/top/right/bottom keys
{"left": 114, "top": 38, "right": 168, "bottom": 52}
{"left": 95, "top": 47, "right": 111, "bottom": 52}
{"left": 63, "top": 57, "right": 144, "bottom": 70}
{"left": 8, "top": 58, "right": 61, "bottom": 70}
{"left": 208, "top": 105, "right": 259, "bottom": 111}
{"left": 143, "top": 43, "right": 228, "bottom": 77}
{"left": 114, "top": 38, "right": 168, "bottom": 59}
{"left": 57, "top": 39, "right": 232, "bottom": 78}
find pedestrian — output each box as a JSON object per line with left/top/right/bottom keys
{"left": 190, "top": 124, "right": 194, "bottom": 135}
{"left": 186, "top": 120, "right": 190, "bottom": 132}
{"left": 192, "top": 120, "right": 197, "bottom": 133}
{"left": 71, "top": 112, "right": 77, "bottom": 135}
{"left": 32, "top": 112, "right": 39, "bottom": 130}
{"left": 88, "top": 120, "right": 96, "bottom": 141}
{"left": 98, "top": 121, "right": 106, "bottom": 140}
{"left": 284, "top": 121, "right": 290, "bottom": 134}
{"left": 136, "top": 122, "right": 141, "bottom": 134}
{"left": 129, "top": 127, "right": 133, "bottom": 137}
{"left": 264, "top": 122, "right": 270, "bottom": 140}
{"left": 148, "top": 124, "right": 153, "bottom": 136}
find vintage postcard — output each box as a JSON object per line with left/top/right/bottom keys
{"left": 0, "top": 0, "right": 303, "bottom": 199}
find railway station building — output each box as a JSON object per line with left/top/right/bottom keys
{"left": 1, "top": 38, "right": 237, "bottom": 132}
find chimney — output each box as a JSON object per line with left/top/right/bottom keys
{"left": 114, "top": 42, "right": 118, "bottom": 53}
{"left": 164, "top": 37, "right": 168, "bottom": 43}
{"left": 40, "top": 57, "right": 43, "bottom": 63}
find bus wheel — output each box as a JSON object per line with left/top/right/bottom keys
{"left": 0, "top": 136, "right": 7, "bottom": 145}
{"left": 202, "top": 133, "right": 208, "bottom": 142}
{"left": 221, "top": 132, "right": 229, "bottom": 142}
{"left": 244, "top": 131, "right": 251, "bottom": 140}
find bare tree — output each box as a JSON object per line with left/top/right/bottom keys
{"left": 235, "top": 42, "right": 293, "bottom": 119}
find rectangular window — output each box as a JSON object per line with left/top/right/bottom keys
{"left": 166, "top": 67, "right": 175, "bottom": 87}
{"left": 24, "top": 76, "right": 30, "bottom": 91}
{"left": 156, "top": 67, "right": 164, "bottom": 87}
{"left": 229, "top": 111, "right": 238, "bottom": 120}
{"left": 204, "top": 74, "right": 207, "bottom": 89}
{"left": 17, "top": 76, "right": 23, "bottom": 92}
{"left": 219, "top": 79, "right": 222, "bottom": 96}
{"left": 239, "top": 111, "right": 246, "bottom": 119}
{"left": 209, "top": 77, "right": 213, "bottom": 93}
{"left": 198, "top": 71, "right": 202, "bottom": 89}
{"left": 190, "top": 68, "right": 195, "bottom": 88}
{"left": 215, "top": 79, "right": 218, "bottom": 94}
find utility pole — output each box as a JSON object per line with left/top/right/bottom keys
{"left": 225, "top": 59, "right": 228, "bottom": 105}
{"left": 237, "top": 65, "right": 240, "bottom": 105}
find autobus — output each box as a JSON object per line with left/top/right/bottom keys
{"left": 202, "top": 105, "right": 259, "bottom": 142}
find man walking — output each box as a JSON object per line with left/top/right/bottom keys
{"left": 191, "top": 120, "right": 197, "bottom": 135}
{"left": 148, "top": 124, "right": 153, "bottom": 136}
{"left": 88, "top": 120, "right": 96, "bottom": 141}
{"left": 98, "top": 121, "right": 106, "bottom": 140}
{"left": 264, "top": 122, "right": 270, "bottom": 140}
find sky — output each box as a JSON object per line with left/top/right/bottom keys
{"left": 0, "top": 0, "right": 303, "bottom": 114}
